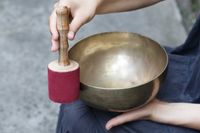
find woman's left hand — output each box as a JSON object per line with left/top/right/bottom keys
{"left": 105, "top": 99, "right": 159, "bottom": 130}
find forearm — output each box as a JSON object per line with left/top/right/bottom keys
{"left": 151, "top": 101, "right": 200, "bottom": 130}
{"left": 96, "top": 0, "right": 162, "bottom": 14}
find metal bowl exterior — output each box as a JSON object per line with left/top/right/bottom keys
{"left": 80, "top": 72, "right": 164, "bottom": 111}
{"left": 69, "top": 32, "right": 168, "bottom": 111}
{"left": 80, "top": 82, "right": 151, "bottom": 111}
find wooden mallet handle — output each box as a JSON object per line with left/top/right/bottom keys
{"left": 56, "top": 6, "right": 70, "bottom": 66}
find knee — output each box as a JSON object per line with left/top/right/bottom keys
{"left": 57, "top": 100, "right": 106, "bottom": 133}
{"left": 58, "top": 100, "right": 91, "bottom": 132}
{"left": 60, "top": 100, "right": 89, "bottom": 123}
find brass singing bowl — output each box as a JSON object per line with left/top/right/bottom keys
{"left": 69, "top": 32, "right": 168, "bottom": 111}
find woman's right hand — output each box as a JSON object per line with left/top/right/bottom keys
{"left": 49, "top": 0, "right": 102, "bottom": 52}
{"left": 49, "top": 0, "right": 162, "bottom": 52}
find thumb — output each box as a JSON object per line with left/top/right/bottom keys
{"left": 105, "top": 113, "right": 132, "bottom": 130}
{"left": 68, "top": 12, "right": 89, "bottom": 40}
{"left": 105, "top": 109, "right": 148, "bottom": 130}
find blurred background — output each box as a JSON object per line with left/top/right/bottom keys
{"left": 0, "top": 0, "right": 199, "bottom": 132}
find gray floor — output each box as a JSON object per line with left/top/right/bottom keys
{"left": 0, "top": 0, "right": 187, "bottom": 133}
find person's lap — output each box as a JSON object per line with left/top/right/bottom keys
{"left": 56, "top": 99, "right": 199, "bottom": 133}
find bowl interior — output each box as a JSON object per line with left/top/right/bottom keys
{"left": 69, "top": 32, "right": 168, "bottom": 89}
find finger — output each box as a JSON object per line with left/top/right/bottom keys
{"left": 49, "top": 10, "right": 59, "bottom": 51}
{"left": 105, "top": 110, "right": 146, "bottom": 130}
{"left": 51, "top": 38, "right": 59, "bottom": 52}
{"left": 105, "top": 113, "right": 131, "bottom": 130}
{"left": 49, "top": 10, "right": 59, "bottom": 40}
{"left": 68, "top": 12, "right": 89, "bottom": 40}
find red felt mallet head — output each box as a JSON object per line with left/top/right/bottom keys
{"left": 48, "top": 6, "right": 80, "bottom": 103}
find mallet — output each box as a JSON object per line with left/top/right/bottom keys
{"left": 48, "top": 6, "right": 80, "bottom": 103}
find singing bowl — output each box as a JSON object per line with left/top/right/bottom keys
{"left": 69, "top": 32, "right": 168, "bottom": 111}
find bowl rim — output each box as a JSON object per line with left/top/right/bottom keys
{"left": 69, "top": 32, "right": 169, "bottom": 90}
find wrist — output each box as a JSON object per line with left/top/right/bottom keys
{"left": 146, "top": 100, "right": 166, "bottom": 121}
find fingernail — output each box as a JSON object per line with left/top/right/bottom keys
{"left": 51, "top": 40, "right": 58, "bottom": 52}
{"left": 68, "top": 31, "right": 75, "bottom": 40}
{"left": 106, "top": 125, "right": 111, "bottom": 130}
